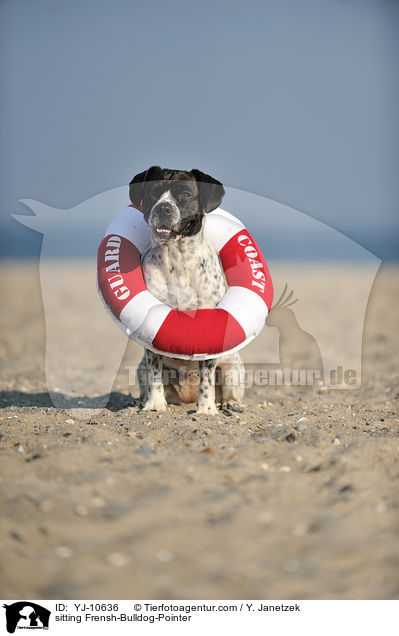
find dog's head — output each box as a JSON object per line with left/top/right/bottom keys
{"left": 129, "top": 166, "right": 225, "bottom": 243}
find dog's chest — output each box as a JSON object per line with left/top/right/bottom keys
{"left": 142, "top": 237, "right": 226, "bottom": 310}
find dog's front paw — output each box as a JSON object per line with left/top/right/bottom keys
{"left": 142, "top": 394, "right": 167, "bottom": 412}
{"left": 196, "top": 401, "right": 219, "bottom": 416}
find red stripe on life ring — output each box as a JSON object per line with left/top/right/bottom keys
{"left": 152, "top": 308, "right": 246, "bottom": 356}
{"left": 97, "top": 234, "right": 146, "bottom": 318}
{"left": 219, "top": 229, "right": 273, "bottom": 310}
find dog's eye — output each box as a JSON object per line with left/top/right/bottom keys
{"left": 179, "top": 191, "right": 191, "bottom": 200}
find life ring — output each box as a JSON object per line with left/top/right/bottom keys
{"left": 97, "top": 205, "right": 273, "bottom": 360}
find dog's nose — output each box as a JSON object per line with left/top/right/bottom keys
{"left": 157, "top": 203, "right": 173, "bottom": 216}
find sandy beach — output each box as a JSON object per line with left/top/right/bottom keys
{"left": 0, "top": 260, "right": 398, "bottom": 600}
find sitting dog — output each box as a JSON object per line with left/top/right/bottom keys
{"left": 129, "top": 166, "right": 245, "bottom": 414}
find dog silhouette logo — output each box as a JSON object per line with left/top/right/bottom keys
{"left": 2, "top": 602, "right": 50, "bottom": 633}
{"left": 11, "top": 185, "right": 380, "bottom": 410}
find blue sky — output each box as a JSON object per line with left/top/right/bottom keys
{"left": 1, "top": 0, "right": 398, "bottom": 259}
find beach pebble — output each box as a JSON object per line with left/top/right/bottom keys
{"left": 279, "top": 465, "right": 291, "bottom": 473}
{"left": 65, "top": 419, "right": 74, "bottom": 424}
{"left": 55, "top": 545, "right": 74, "bottom": 558}
{"left": 10, "top": 530, "right": 22, "bottom": 542}
{"left": 297, "top": 423, "right": 307, "bottom": 432}
{"left": 106, "top": 552, "right": 130, "bottom": 567}
{"left": 333, "top": 437, "right": 341, "bottom": 445}
{"left": 373, "top": 502, "right": 388, "bottom": 513}
{"left": 339, "top": 484, "right": 353, "bottom": 493}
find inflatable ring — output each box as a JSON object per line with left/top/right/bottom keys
{"left": 97, "top": 205, "right": 273, "bottom": 360}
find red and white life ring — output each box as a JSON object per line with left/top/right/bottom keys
{"left": 97, "top": 205, "right": 273, "bottom": 360}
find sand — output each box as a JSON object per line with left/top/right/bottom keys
{"left": 0, "top": 261, "right": 398, "bottom": 600}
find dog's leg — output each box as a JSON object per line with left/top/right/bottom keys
{"left": 219, "top": 352, "right": 245, "bottom": 411}
{"left": 197, "top": 359, "right": 218, "bottom": 415}
{"left": 142, "top": 350, "right": 167, "bottom": 412}
{"left": 137, "top": 353, "right": 148, "bottom": 405}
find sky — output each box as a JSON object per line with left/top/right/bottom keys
{"left": 0, "top": 0, "right": 398, "bottom": 259}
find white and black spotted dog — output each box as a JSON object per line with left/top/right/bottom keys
{"left": 129, "top": 166, "right": 245, "bottom": 415}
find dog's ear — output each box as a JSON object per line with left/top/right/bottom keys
{"left": 129, "top": 166, "right": 161, "bottom": 208}
{"left": 190, "top": 169, "right": 225, "bottom": 213}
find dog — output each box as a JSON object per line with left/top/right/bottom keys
{"left": 129, "top": 166, "right": 245, "bottom": 415}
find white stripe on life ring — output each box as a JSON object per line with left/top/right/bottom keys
{"left": 217, "top": 286, "right": 269, "bottom": 339}
{"left": 204, "top": 208, "right": 245, "bottom": 252}
{"left": 119, "top": 290, "right": 171, "bottom": 340}
{"left": 105, "top": 205, "right": 150, "bottom": 252}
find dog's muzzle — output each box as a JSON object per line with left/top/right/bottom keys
{"left": 150, "top": 201, "right": 180, "bottom": 240}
